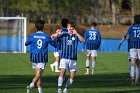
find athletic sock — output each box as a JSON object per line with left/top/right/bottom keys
{"left": 130, "top": 65, "right": 135, "bottom": 79}
{"left": 128, "top": 62, "right": 131, "bottom": 77}
{"left": 86, "top": 60, "right": 89, "bottom": 73}
{"left": 92, "top": 61, "right": 96, "bottom": 73}
{"left": 58, "top": 76, "right": 63, "bottom": 90}
{"left": 55, "top": 61, "right": 59, "bottom": 70}
{"left": 29, "top": 82, "right": 35, "bottom": 89}
{"left": 135, "top": 66, "right": 139, "bottom": 84}
{"left": 65, "top": 78, "right": 73, "bottom": 89}
{"left": 38, "top": 87, "right": 43, "bottom": 93}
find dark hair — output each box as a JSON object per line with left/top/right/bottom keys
{"left": 91, "top": 22, "right": 97, "bottom": 27}
{"left": 35, "top": 20, "right": 45, "bottom": 30}
{"left": 134, "top": 15, "right": 140, "bottom": 24}
{"left": 61, "top": 18, "right": 69, "bottom": 28}
{"left": 69, "top": 21, "right": 76, "bottom": 28}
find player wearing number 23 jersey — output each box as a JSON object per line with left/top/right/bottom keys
{"left": 25, "top": 31, "right": 56, "bottom": 63}
{"left": 83, "top": 26, "right": 101, "bottom": 50}
{"left": 82, "top": 22, "right": 101, "bottom": 75}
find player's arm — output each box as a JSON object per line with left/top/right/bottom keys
{"left": 82, "top": 43, "right": 85, "bottom": 52}
{"left": 49, "top": 36, "right": 57, "bottom": 48}
{"left": 73, "top": 29, "right": 85, "bottom": 42}
{"left": 97, "top": 31, "right": 101, "bottom": 49}
{"left": 118, "top": 30, "right": 129, "bottom": 50}
{"left": 118, "top": 36, "right": 125, "bottom": 50}
{"left": 25, "top": 35, "right": 33, "bottom": 46}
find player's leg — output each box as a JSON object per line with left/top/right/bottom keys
{"left": 37, "top": 79, "right": 43, "bottom": 93}
{"left": 128, "top": 52, "right": 131, "bottom": 77}
{"left": 130, "top": 58, "right": 136, "bottom": 85}
{"left": 57, "top": 59, "right": 67, "bottom": 93}
{"left": 50, "top": 52, "right": 57, "bottom": 72}
{"left": 85, "top": 50, "right": 91, "bottom": 75}
{"left": 135, "top": 49, "right": 140, "bottom": 85}
{"left": 63, "top": 71, "right": 75, "bottom": 93}
{"left": 55, "top": 55, "right": 60, "bottom": 72}
{"left": 27, "top": 63, "right": 44, "bottom": 93}
{"left": 63, "top": 60, "right": 77, "bottom": 93}
{"left": 130, "top": 49, "right": 137, "bottom": 85}
{"left": 91, "top": 50, "right": 98, "bottom": 75}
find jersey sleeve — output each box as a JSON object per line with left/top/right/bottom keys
{"left": 25, "top": 34, "right": 33, "bottom": 46}
{"left": 48, "top": 36, "right": 57, "bottom": 48}
{"left": 97, "top": 31, "right": 101, "bottom": 48}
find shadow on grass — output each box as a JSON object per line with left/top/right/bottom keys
{"left": 0, "top": 73, "right": 137, "bottom": 89}
{"left": 103, "top": 90, "right": 140, "bottom": 93}
{"left": 74, "top": 73, "right": 131, "bottom": 88}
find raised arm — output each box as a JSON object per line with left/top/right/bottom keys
{"left": 73, "top": 29, "right": 85, "bottom": 42}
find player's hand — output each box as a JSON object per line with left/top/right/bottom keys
{"left": 72, "top": 29, "right": 78, "bottom": 35}
{"left": 51, "top": 33, "right": 58, "bottom": 40}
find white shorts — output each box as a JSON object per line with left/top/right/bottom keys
{"left": 128, "top": 52, "right": 131, "bottom": 60}
{"left": 53, "top": 52, "right": 59, "bottom": 57}
{"left": 59, "top": 58, "right": 77, "bottom": 72}
{"left": 32, "top": 63, "right": 46, "bottom": 69}
{"left": 86, "top": 50, "right": 98, "bottom": 57}
{"left": 130, "top": 49, "right": 140, "bottom": 59}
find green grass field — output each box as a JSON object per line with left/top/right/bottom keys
{"left": 0, "top": 52, "right": 140, "bottom": 93}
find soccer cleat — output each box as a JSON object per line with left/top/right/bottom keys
{"left": 85, "top": 72, "right": 89, "bottom": 75}
{"left": 57, "top": 89, "right": 62, "bottom": 93}
{"left": 50, "top": 64, "right": 54, "bottom": 71}
{"left": 63, "top": 88, "right": 68, "bottom": 93}
{"left": 55, "top": 70, "right": 60, "bottom": 72}
{"left": 26, "top": 86, "right": 31, "bottom": 93}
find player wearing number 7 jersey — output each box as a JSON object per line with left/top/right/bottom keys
{"left": 82, "top": 22, "right": 101, "bottom": 75}
{"left": 25, "top": 20, "right": 56, "bottom": 93}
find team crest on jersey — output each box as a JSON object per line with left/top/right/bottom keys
{"left": 72, "top": 37, "right": 75, "bottom": 40}
{"left": 67, "top": 40, "right": 72, "bottom": 45}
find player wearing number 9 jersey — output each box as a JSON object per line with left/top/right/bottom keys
{"left": 25, "top": 20, "right": 56, "bottom": 93}
{"left": 82, "top": 22, "right": 101, "bottom": 75}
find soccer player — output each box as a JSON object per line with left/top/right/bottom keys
{"left": 50, "top": 27, "right": 62, "bottom": 72}
{"left": 25, "top": 20, "right": 56, "bottom": 93}
{"left": 125, "top": 15, "right": 140, "bottom": 85}
{"left": 82, "top": 22, "right": 101, "bottom": 75}
{"left": 52, "top": 22, "right": 85, "bottom": 93}
{"left": 61, "top": 18, "right": 69, "bottom": 33}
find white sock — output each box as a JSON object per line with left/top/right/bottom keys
{"left": 29, "top": 82, "right": 35, "bottom": 89}
{"left": 58, "top": 77, "right": 63, "bottom": 89}
{"left": 51, "top": 62, "right": 55, "bottom": 66}
{"left": 86, "top": 60, "right": 89, "bottom": 73}
{"left": 135, "top": 66, "right": 139, "bottom": 83}
{"left": 128, "top": 62, "right": 131, "bottom": 77}
{"left": 65, "top": 78, "right": 73, "bottom": 89}
{"left": 138, "top": 67, "right": 140, "bottom": 74}
{"left": 130, "top": 65, "right": 135, "bottom": 79}
{"left": 38, "top": 87, "right": 43, "bottom": 93}
{"left": 55, "top": 61, "right": 59, "bottom": 70}
{"left": 92, "top": 61, "right": 96, "bottom": 71}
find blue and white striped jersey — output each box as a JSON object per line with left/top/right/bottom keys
{"left": 127, "top": 24, "right": 140, "bottom": 49}
{"left": 57, "top": 32, "right": 79, "bottom": 60}
{"left": 83, "top": 28, "right": 101, "bottom": 50}
{"left": 25, "top": 31, "right": 56, "bottom": 63}
{"left": 62, "top": 28, "right": 68, "bottom": 33}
